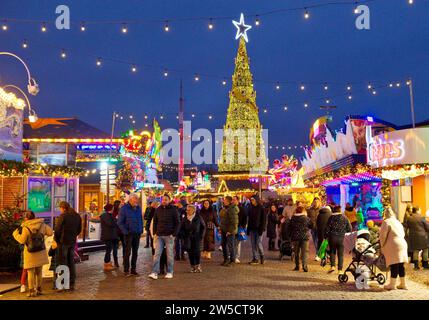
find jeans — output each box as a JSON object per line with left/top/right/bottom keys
{"left": 58, "top": 244, "right": 76, "bottom": 286}
{"left": 310, "top": 229, "right": 318, "bottom": 252}
{"left": 104, "top": 239, "right": 118, "bottom": 264}
{"left": 413, "top": 248, "right": 429, "bottom": 262}
{"left": 124, "top": 233, "right": 141, "bottom": 272}
{"left": 221, "top": 233, "right": 235, "bottom": 263}
{"left": 152, "top": 235, "right": 175, "bottom": 274}
{"left": 390, "top": 263, "right": 405, "bottom": 278}
{"left": 249, "top": 230, "right": 264, "bottom": 260}
{"left": 188, "top": 238, "right": 202, "bottom": 266}
{"left": 118, "top": 234, "right": 126, "bottom": 258}
{"left": 235, "top": 236, "right": 242, "bottom": 259}
{"left": 27, "top": 266, "right": 42, "bottom": 290}
{"left": 328, "top": 235, "right": 345, "bottom": 270}
{"left": 292, "top": 240, "right": 309, "bottom": 268}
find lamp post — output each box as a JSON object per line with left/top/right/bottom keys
{"left": 105, "top": 111, "right": 117, "bottom": 204}
{"left": 408, "top": 78, "right": 416, "bottom": 128}
{"left": 2, "top": 84, "right": 38, "bottom": 122}
{"left": 0, "top": 52, "right": 40, "bottom": 95}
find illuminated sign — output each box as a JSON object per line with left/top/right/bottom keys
{"left": 368, "top": 140, "right": 404, "bottom": 164}
{"left": 76, "top": 144, "right": 117, "bottom": 151}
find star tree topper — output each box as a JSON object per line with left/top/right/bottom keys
{"left": 232, "top": 13, "right": 252, "bottom": 43}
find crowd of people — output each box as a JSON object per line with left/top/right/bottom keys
{"left": 12, "top": 193, "right": 429, "bottom": 297}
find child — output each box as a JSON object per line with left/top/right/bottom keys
{"left": 354, "top": 229, "right": 377, "bottom": 265}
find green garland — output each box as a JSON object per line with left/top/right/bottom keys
{"left": 0, "top": 159, "right": 86, "bottom": 177}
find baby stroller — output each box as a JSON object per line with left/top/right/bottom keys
{"left": 279, "top": 220, "right": 294, "bottom": 261}
{"left": 338, "top": 230, "right": 386, "bottom": 285}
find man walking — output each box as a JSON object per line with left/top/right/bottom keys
{"left": 144, "top": 201, "right": 157, "bottom": 248}
{"left": 307, "top": 197, "right": 321, "bottom": 260}
{"left": 233, "top": 196, "right": 247, "bottom": 264}
{"left": 148, "top": 195, "right": 180, "bottom": 279}
{"left": 219, "top": 196, "right": 239, "bottom": 267}
{"left": 247, "top": 196, "right": 266, "bottom": 265}
{"left": 55, "top": 201, "right": 82, "bottom": 291}
{"left": 118, "top": 193, "right": 143, "bottom": 276}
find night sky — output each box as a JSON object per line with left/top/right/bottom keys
{"left": 1, "top": 0, "right": 428, "bottom": 164}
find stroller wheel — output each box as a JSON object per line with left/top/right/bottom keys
{"left": 338, "top": 273, "right": 348, "bottom": 283}
{"left": 376, "top": 273, "right": 386, "bottom": 285}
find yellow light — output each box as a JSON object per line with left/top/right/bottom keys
{"left": 41, "top": 23, "right": 47, "bottom": 32}
{"left": 2, "top": 23, "right": 8, "bottom": 31}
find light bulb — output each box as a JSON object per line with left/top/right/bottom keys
{"left": 60, "top": 49, "right": 66, "bottom": 59}
{"left": 96, "top": 58, "right": 102, "bottom": 66}
{"left": 300, "top": 84, "right": 305, "bottom": 91}
{"left": 304, "top": 103, "right": 309, "bottom": 108}
{"left": 131, "top": 65, "right": 137, "bottom": 72}
{"left": 2, "top": 23, "right": 7, "bottom": 31}
{"left": 284, "top": 106, "right": 288, "bottom": 111}
{"left": 208, "top": 115, "right": 213, "bottom": 119}
{"left": 164, "top": 21, "right": 170, "bottom": 32}
{"left": 276, "top": 83, "right": 280, "bottom": 90}
{"left": 347, "top": 85, "right": 352, "bottom": 91}
{"left": 194, "top": 74, "right": 199, "bottom": 81}
{"left": 348, "top": 95, "right": 353, "bottom": 100}
{"left": 324, "top": 84, "right": 329, "bottom": 90}
{"left": 80, "top": 22, "right": 86, "bottom": 31}
{"left": 160, "top": 115, "right": 164, "bottom": 119}
{"left": 163, "top": 70, "right": 168, "bottom": 77}
{"left": 255, "top": 16, "right": 260, "bottom": 26}
{"left": 191, "top": 114, "right": 195, "bottom": 118}
{"left": 222, "top": 80, "right": 226, "bottom": 86}
{"left": 41, "top": 23, "right": 47, "bottom": 32}
{"left": 304, "top": 10, "right": 310, "bottom": 19}
{"left": 121, "top": 24, "right": 128, "bottom": 33}
{"left": 22, "top": 39, "right": 28, "bottom": 48}
{"left": 208, "top": 19, "right": 214, "bottom": 30}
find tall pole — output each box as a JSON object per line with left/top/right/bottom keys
{"left": 408, "top": 78, "right": 416, "bottom": 128}
{"left": 178, "top": 80, "right": 184, "bottom": 182}
{"left": 106, "top": 111, "right": 116, "bottom": 204}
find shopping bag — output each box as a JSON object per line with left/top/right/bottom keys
{"left": 317, "top": 239, "right": 329, "bottom": 259}
{"left": 237, "top": 227, "right": 247, "bottom": 241}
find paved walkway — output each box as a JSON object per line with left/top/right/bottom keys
{"left": 1, "top": 238, "right": 428, "bottom": 300}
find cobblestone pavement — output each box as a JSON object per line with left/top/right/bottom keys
{"left": 1, "top": 238, "right": 428, "bottom": 300}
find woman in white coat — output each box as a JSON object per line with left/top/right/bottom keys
{"left": 379, "top": 207, "right": 409, "bottom": 290}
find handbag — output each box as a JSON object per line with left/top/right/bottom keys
{"left": 317, "top": 239, "right": 329, "bottom": 259}
{"left": 237, "top": 227, "right": 247, "bottom": 241}
{"left": 375, "top": 254, "right": 388, "bottom": 272}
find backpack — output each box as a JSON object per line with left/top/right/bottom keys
{"left": 26, "top": 226, "right": 46, "bottom": 253}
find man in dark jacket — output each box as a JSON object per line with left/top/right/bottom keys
{"left": 55, "top": 201, "right": 82, "bottom": 291}
{"left": 247, "top": 196, "right": 267, "bottom": 265}
{"left": 403, "top": 206, "right": 429, "bottom": 269}
{"left": 174, "top": 201, "right": 186, "bottom": 260}
{"left": 233, "top": 196, "right": 248, "bottom": 263}
{"left": 219, "top": 196, "right": 239, "bottom": 267}
{"left": 118, "top": 193, "right": 143, "bottom": 276}
{"left": 148, "top": 195, "right": 180, "bottom": 279}
{"left": 307, "top": 197, "right": 321, "bottom": 259}
{"left": 316, "top": 205, "right": 332, "bottom": 252}
{"left": 286, "top": 206, "right": 313, "bottom": 272}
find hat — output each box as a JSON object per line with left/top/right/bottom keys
{"left": 104, "top": 203, "right": 114, "bottom": 212}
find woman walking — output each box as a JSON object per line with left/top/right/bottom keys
{"left": 267, "top": 204, "right": 279, "bottom": 251}
{"left": 324, "top": 205, "right": 352, "bottom": 274}
{"left": 380, "top": 207, "right": 409, "bottom": 290}
{"left": 100, "top": 203, "right": 119, "bottom": 271}
{"left": 199, "top": 200, "right": 218, "bottom": 259}
{"left": 179, "top": 205, "right": 206, "bottom": 273}
{"left": 403, "top": 206, "right": 429, "bottom": 270}
{"left": 13, "top": 211, "right": 53, "bottom": 297}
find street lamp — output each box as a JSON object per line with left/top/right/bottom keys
{"left": 2, "top": 84, "right": 38, "bottom": 123}
{"left": 0, "top": 52, "right": 40, "bottom": 96}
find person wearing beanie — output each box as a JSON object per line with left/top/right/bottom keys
{"left": 100, "top": 203, "right": 120, "bottom": 271}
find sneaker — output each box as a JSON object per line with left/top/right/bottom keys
{"left": 328, "top": 266, "right": 336, "bottom": 273}
{"left": 165, "top": 273, "right": 173, "bottom": 279}
{"left": 249, "top": 259, "right": 259, "bottom": 265}
{"left": 20, "top": 285, "right": 26, "bottom": 293}
{"left": 196, "top": 265, "right": 203, "bottom": 273}
{"left": 148, "top": 273, "right": 158, "bottom": 280}
{"left": 315, "top": 256, "right": 321, "bottom": 262}
{"left": 190, "top": 266, "right": 197, "bottom": 273}
{"left": 235, "top": 258, "right": 241, "bottom": 264}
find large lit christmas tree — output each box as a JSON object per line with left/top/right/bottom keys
{"left": 218, "top": 36, "right": 268, "bottom": 173}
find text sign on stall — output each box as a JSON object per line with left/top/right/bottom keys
{"left": 367, "top": 127, "right": 429, "bottom": 168}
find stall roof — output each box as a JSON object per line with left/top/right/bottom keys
{"left": 24, "top": 118, "right": 111, "bottom": 139}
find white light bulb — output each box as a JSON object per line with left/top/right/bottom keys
{"left": 131, "top": 65, "right": 137, "bottom": 72}
{"left": 304, "top": 10, "right": 310, "bottom": 19}
{"left": 164, "top": 21, "right": 170, "bottom": 32}
{"left": 2, "top": 24, "right": 8, "bottom": 31}
{"left": 41, "top": 23, "right": 47, "bottom": 32}
{"left": 60, "top": 50, "right": 66, "bottom": 58}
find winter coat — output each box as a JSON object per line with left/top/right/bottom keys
{"left": 118, "top": 203, "right": 144, "bottom": 235}
{"left": 324, "top": 213, "right": 352, "bottom": 239}
{"left": 247, "top": 204, "right": 266, "bottom": 236}
{"left": 344, "top": 208, "right": 357, "bottom": 224}
{"left": 153, "top": 204, "right": 180, "bottom": 237}
{"left": 266, "top": 211, "right": 279, "bottom": 239}
{"left": 306, "top": 206, "right": 320, "bottom": 226}
{"left": 54, "top": 210, "right": 82, "bottom": 245}
{"left": 144, "top": 207, "right": 155, "bottom": 231}
{"left": 179, "top": 213, "right": 206, "bottom": 251}
{"left": 379, "top": 217, "right": 409, "bottom": 266}
{"left": 316, "top": 206, "right": 332, "bottom": 243}
{"left": 100, "top": 211, "right": 119, "bottom": 241}
{"left": 237, "top": 205, "right": 248, "bottom": 229}
{"left": 199, "top": 207, "right": 219, "bottom": 252}
{"left": 286, "top": 213, "right": 313, "bottom": 242}
{"left": 282, "top": 205, "right": 296, "bottom": 220}
{"left": 13, "top": 218, "right": 53, "bottom": 269}
{"left": 403, "top": 213, "right": 429, "bottom": 251}
{"left": 219, "top": 204, "right": 239, "bottom": 235}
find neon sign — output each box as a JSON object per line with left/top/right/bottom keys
{"left": 368, "top": 140, "right": 404, "bottom": 164}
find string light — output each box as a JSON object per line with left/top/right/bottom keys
{"left": 2, "top": 22, "right": 8, "bottom": 31}
{"left": 96, "top": 57, "right": 102, "bottom": 66}
{"left": 222, "top": 79, "right": 227, "bottom": 86}
{"left": 22, "top": 39, "right": 28, "bottom": 49}
{"left": 80, "top": 22, "right": 86, "bottom": 32}
{"left": 208, "top": 18, "right": 214, "bottom": 30}
{"left": 300, "top": 84, "right": 305, "bottom": 91}
{"left": 191, "top": 114, "right": 195, "bottom": 118}
{"left": 164, "top": 21, "right": 170, "bottom": 32}
{"left": 275, "top": 82, "right": 280, "bottom": 90}
{"left": 396, "top": 82, "right": 401, "bottom": 87}
{"left": 255, "top": 15, "right": 260, "bottom": 26}
{"left": 284, "top": 105, "right": 288, "bottom": 111}
{"left": 304, "top": 103, "right": 309, "bottom": 108}
{"left": 348, "top": 94, "right": 353, "bottom": 100}
{"left": 263, "top": 109, "right": 268, "bottom": 113}
{"left": 389, "top": 83, "right": 394, "bottom": 87}
{"left": 304, "top": 9, "right": 310, "bottom": 19}
{"left": 163, "top": 69, "right": 168, "bottom": 77}
{"left": 144, "top": 115, "right": 148, "bottom": 119}
{"left": 324, "top": 83, "right": 329, "bottom": 91}
{"left": 121, "top": 23, "right": 128, "bottom": 34}
{"left": 408, "top": 0, "right": 414, "bottom": 4}
{"left": 347, "top": 85, "right": 352, "bottom": 91}
{"left": 131, "top": 65, "right": 137, "bottom": 72}
{"left": 129, "top": 115, "right": 133, "bottom": 119}
{"left": 194, "top": 74, "right": 200, "bottom": 81}
{"left": 208, "top": 115, "right": 213, "bottom": 119}
{"left": 325, "top": 99, "right": 330, "bottom": 104}
{"left": 367, "top": 83, "right": 372, "bottom": 89}
{"left": 60, "top": 49, "right": 66, "bottom": 59}
{"left": 372, "top": 90, "right": 377, "bottom": 95}
{"left": 41, "top": 22, "right": 47, "bottom": 32}
{"left": 160, "top": 115, "right": 164, "bottom": 119}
